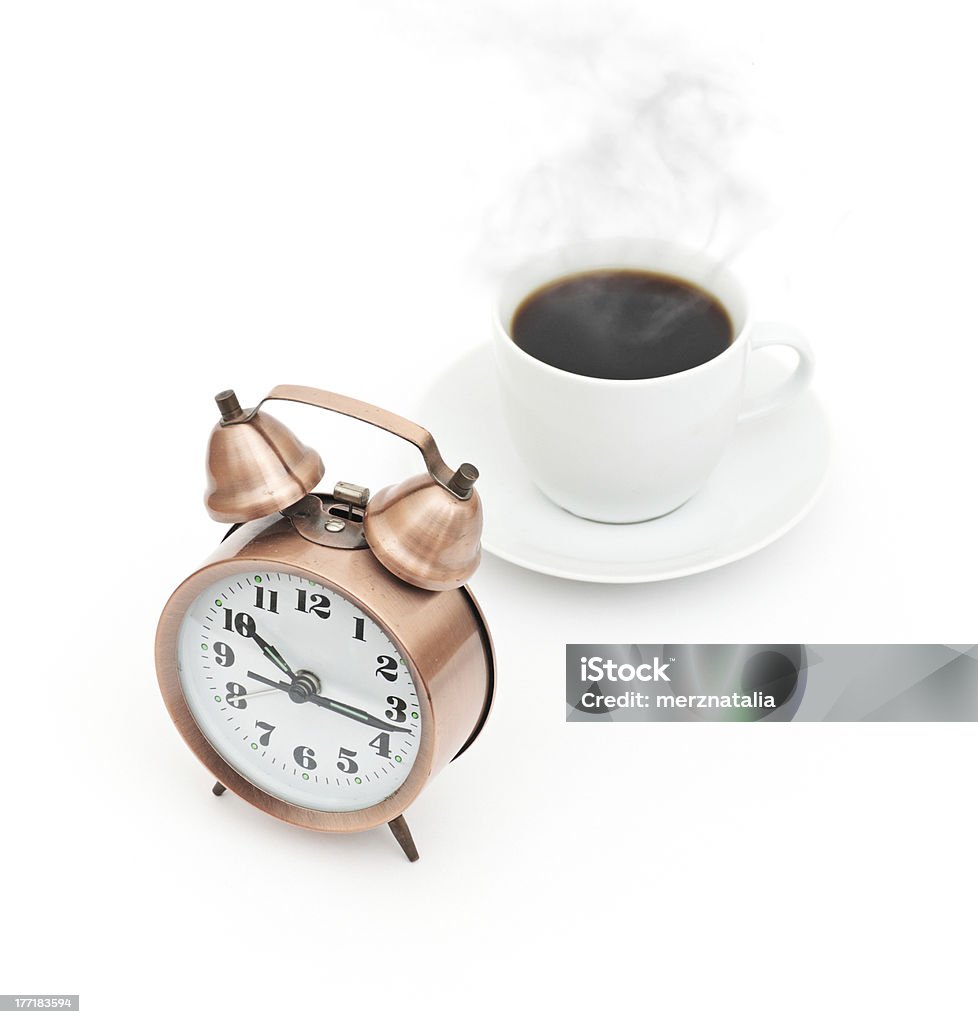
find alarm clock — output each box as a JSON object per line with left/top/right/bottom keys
{"left": 155, "top": 385, "right": 495, "bottom": 861}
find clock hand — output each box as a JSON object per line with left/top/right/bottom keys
{"left": 235, "top": 686, "right": 281, "bottom": 700}
{"left": 246, "top": 671, "right": 413, "bottom": 735}
{"left": 304, "top": 692, "right": 414, "bottom": 734}
{"left": 248, "top": 630, "right": 297, "bottom": 681}
{"left": 246, "top": 671, "right": 292, "bottom": 694}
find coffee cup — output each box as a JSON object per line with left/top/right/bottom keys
{"left": 491, "top": 238, "right": 814, "bottom": 523}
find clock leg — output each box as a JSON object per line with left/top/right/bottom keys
{"left": 212, "top": 781, "right": 227, "bottom": 796}
{"left": 388, "top": 815, "right": 420, "bottom": 863}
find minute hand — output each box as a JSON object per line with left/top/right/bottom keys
{"left": 245, "top": 671, "right": 413, "bottom": 734}
{"left": 304, "top": 692, "right": 414, "bottom": 734}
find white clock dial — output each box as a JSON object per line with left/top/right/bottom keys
{"left": 176, "top": 569, "right": 422, "bottom": 812}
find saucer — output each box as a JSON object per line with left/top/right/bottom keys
{"left": 415, "top": 346, "right": 831, "bottom": 583}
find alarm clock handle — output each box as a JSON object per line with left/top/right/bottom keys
{"left": 260, "top": 384, "right": 477, "bottom": 499}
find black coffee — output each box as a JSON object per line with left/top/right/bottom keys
{"left": 511, "top": 269, "right": 733, "bottom": 380}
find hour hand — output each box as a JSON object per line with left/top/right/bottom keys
{"left": 249, "top": 631, "right": 296, "bottom": 681}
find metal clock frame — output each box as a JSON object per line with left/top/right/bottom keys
{"left": 156, "top": 513, "right": 495, "bottom": 845}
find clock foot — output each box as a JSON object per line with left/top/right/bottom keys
{"left": 212, "top": 781, "right": 227, "bottom": 796}
{"left": 388, "top": 815, "right": 419, "bottom": 863}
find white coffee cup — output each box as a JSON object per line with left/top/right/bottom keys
{"left": 491, "top": 238, "right": 814, "bottom": 523}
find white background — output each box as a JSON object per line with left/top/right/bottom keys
{"left": 1, "top": 2, "right": 976, "bottom": 1021}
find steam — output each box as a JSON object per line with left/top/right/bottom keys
{"left": 476, "top": 21, "right": 773, "bottom": 273}
{"left": 370, "top": 2, "right": 775, "bottom": 282}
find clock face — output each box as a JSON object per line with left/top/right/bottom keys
{"left": 176, "top": 568, "right": 422, "bottom": 812}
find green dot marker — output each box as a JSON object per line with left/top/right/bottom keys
{"left": 215, "top": 599, "right": 223, "bottom": 607}
{"left": 250, "top": 743, "right": 258, "bottom": 750}
{"left": 302, "top": 773, "right": 310, "bottom": 781}
{"left": 411, "top": 712, "right": 419, "bottom": 719}
{"left": 394, "top": 755, "right": 402, "bottom": 763}
{"left": 201, "top": 643, "right": 208, "bottom": 651}
{"left": 399, "top": 659, "right": 405, "bottom": 666}
{"left": 355, "top": 777, "right": 362, "bottom": 784}
{"left": 214, "top": 696, "right": 221, "bottom": 703}
{"left": 254, "top": 576, "right": 262, "bottom": 583}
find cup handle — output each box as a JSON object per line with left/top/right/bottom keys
{"left": 737, "top": 321, "right": 815, "bottom": 422}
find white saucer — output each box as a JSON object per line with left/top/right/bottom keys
{"left": 415, "top": 346, "right": 831, "bottom": 583}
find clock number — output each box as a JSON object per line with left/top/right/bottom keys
{"left": 386, "top": 695, "right": 408, "bottom": 723}
{"left": 255, "top": 721, "right": 276, "bottom": 747}
{"left": 223, "top": 609, "right": 256, "bottom": 637}
{"left": 226, "top": 682, "right": 247, "bottom": 709}
{"left": 368, "top": 733, "right": 391, "bottom": 759}
{"left": 336, "top": 747, "right": 359, "bottom": 774}
{"left": 295, "top": 590, "right": 331, "bottom": 619}
{"left": 254, "top": 586, "right": 279, "bottom": 614}
{"left": 293, "top": 746, "right": 317, "bottom": 770}
{"left": 375, "top": 656, "right": 398, "bottom": 682}
{"left": 213, "top": 642, "right": 235, "bottom": 667}
{"left": 353, "top": 617, "right": 366, "bottom": 642}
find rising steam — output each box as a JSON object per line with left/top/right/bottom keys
{"left": 477, "top": 22, "right": 772, "bottom": 272}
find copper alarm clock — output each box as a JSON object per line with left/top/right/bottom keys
{"left": 155, "top": 385, "right": 495, "bottom": 861}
